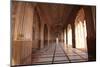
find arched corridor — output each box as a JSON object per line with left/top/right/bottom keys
{"left": 11, "top": 1, "right": 96, "bottom": 66}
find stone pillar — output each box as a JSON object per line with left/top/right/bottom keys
{"left": 61, "top": 31, "right": 64, "bottom": 43}
{"left": 40, "top": 23, "right": 44, "bottom": 49}
{"left": 66, "top": 28, "right": 68, "bottom": 45}
{"left": 84, "top": 6, "right": 96, "bottom": 61}
{"left": 71, "top": 23, "right": 76, "bottom": 48}
{"left": 48, "top": 27, "right": 50, "bottom": 47}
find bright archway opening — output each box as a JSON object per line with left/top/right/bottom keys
{"left": 67, "top": 24, "right": 72, "bottom": 47}
{"left": 64, "top": 29, "right": 67, "bottom": 45}
{"left": 75, "top": 8, "right": 87, "bottom": 51}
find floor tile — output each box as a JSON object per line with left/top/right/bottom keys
{"left": 32, "top": 43, "right": 88, "bottom": 64}
{"left": 54, "top": 56, "right": 68, "bottom": 61}
{"left": 68, "top": 55, "right": 82, "bottom": 60}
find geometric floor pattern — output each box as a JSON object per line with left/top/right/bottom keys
{"left": 32, "top": 43, "right": 88, "bottom": 64}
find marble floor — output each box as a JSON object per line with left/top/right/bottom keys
{"left": 32, "top": 43, "right": 88, "bottom": 64}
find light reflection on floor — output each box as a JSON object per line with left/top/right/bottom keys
{"left": 32, "top": 43, "right": 88, "bottom": 64}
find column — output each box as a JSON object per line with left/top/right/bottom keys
{"left": 72, "top": 23, "right": 76, "bottom": 48}
{"left": 84, "top": 7, "right": 96, "bottom": 61}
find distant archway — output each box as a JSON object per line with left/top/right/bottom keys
{"left": 64, "top": 29, "right": 67, "bottom": 44}
{"left": 67, "top": 24, "right": 72, "bottom": 47}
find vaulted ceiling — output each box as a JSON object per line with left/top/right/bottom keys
{"left": 35, "top": 3, "right": 75, "bottom": 35}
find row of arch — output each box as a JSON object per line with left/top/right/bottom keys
{"left": 32, "top": 6, "right": 49, "bottom": 49}
{"left": 64, "top": 20, "right": 87, "bottom": 49}
{"left": 58, "top": 7, "right": 96, "bottom": 60}
{"left": 61, "top": 8, "right": 87, "bottom": 51}
{"left": 64, "top": 8, "right": 87, "bottom": 50}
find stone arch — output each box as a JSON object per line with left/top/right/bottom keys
{"left": 75, "top": 8, "right": 87, "bottom": 50}
{"left": 67, "top": 6, "right": 96, "bottom": 60}
{"left": 74, "top": 7, "right": 96, "bottom": 61}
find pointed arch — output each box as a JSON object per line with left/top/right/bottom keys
{"left": 75, "top": 8, "right": 87, "bottom": 50}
